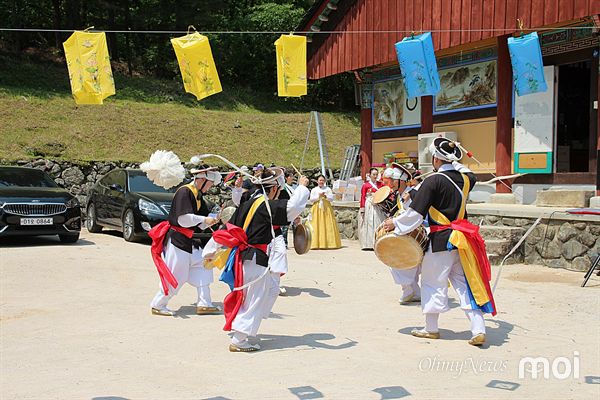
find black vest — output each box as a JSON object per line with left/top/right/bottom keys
{"left": 410, "top": 170, "right": 476, "bottom": 252}
{"left": 229, "top": 192, "right": 289, "bottom": 267}
{"left": 167, "top": 184, "right": 210, "bottom": 253}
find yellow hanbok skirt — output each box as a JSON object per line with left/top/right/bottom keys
{"left": 310, "top": 198, "right": 342, "bottom": 249}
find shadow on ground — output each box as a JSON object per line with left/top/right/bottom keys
{"left": 0, "top": 236, "right": 94, "bottom": 248}
{"left": 258, "top": 333, "right": 357, "bottom": 352}
{"left": 397, "top": 318, "right": 514, "bottom": 348}
{"left": 283, "top": 286, "right": 331, "bottom": 298}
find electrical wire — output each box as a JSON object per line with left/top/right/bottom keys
{"left": 0, "top": 26, "right": 597, "bottom": 35}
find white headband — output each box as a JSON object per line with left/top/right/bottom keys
{"left": 194, "top": 170, "right": 222, "bottom": 185}
{"left": 429, "top": 141, "right": 461, "bottom": 162}
{"left": 383, "top": 167, "right": 409, "bottom": 181}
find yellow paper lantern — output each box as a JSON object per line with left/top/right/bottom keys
{"left": 63, "top": 31, "right": 115, "bottom": 105}
{"left": 275, "top": 35, "right": 307, "bottom": 97}
{"left": 171, "top": 33, "right": 222, "bottom": 101}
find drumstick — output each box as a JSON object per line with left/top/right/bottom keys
{"left": 290, "top": 163, "right": 302, "bottom": 177}
{"left": 414, "top": 170, "right": 436, "bottom": 180}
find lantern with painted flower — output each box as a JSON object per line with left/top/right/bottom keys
{"left": 508, "top": 32, "right": 547, "bottom": 96}
{"left": 63, "top": 31, "right": 115, "bottom": 105}
{"left": 171, "top": 32, "right": 222, "bottom": 101}
{"left": 394, "top": 32, "right": 441, "bottom": 98}
{"left": 275, "top": 35, "right": 307, "bottom": 97}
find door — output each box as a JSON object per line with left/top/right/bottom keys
{"left": 106, "top": 170, "right": 126, "bottom": 227}
{"left": 514, "top": 65, "right": 556, "bottom": 174}
{"left": 95, "top": 172, "right": 115, "bottom": 223}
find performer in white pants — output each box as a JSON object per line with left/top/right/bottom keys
{"left": 149, "top": 166, "right": 222, "bottom": 316}
{"left": 205, "top": 169, "right": 310, "bottom": 352}
{"left": 383, "top": 163, "right": 422, "bottom": 304}
{"left": 383, "top": 138, "right": 496, "bottom": 346}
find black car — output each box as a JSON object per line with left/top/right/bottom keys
{"left": 0, "top": 166, "right": 81, "bottom": 243}
{"left": 86, "top": 168, "right": 178, "bottom": 241}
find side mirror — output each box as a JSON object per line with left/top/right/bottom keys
{"left": 109, "top": 183, "right": 124, "bottom": 193}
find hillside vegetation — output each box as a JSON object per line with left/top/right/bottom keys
{"left": 0, "top": 54, "right": 360, "bottom": 168}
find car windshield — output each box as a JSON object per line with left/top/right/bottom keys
{"left": 128, "top": 171, "right": 178, "bottom": 193}
{"left": 0, "top": 168, "right": 58, "bottom": 188}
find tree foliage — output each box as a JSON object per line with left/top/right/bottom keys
{"left": 0, "top": 0, "right": 355, "bottom": 111}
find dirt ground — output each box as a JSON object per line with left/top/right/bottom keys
{"left": 1, "top": 230, "right": 599, "bottom": 400}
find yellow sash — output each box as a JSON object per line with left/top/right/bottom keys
{"left": 428, "top": 174, "right": 490, "bottom": 306}
{"left": 174, "top": 183, "right": 202, "bottom": 211}
{"left": 208, "top": 196, "right": 265, "bottom": 269}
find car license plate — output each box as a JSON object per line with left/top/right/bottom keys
{"left": 20, "top": 218, "right": 53, "bottom": 225}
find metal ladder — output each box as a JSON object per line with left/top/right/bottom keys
{"left": 339, "top": 144, "right": 361, "bottom": 181}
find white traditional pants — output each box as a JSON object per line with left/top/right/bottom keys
{"left": 390, "top": 265, "right": 421, "bottom": 299}
{"left": 231, "top": 256, "right": 282, "bottom": 338}
{"left": 420, "top": 248, "right": 485, "bottom": 335}
{"left": 150, "top": 239, "right": 215, "bottom": 310}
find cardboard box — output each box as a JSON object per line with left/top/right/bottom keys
{"left": 332, "top": 180, "right": 348, "bottom": 193}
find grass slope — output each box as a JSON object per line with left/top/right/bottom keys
{"left": 0, "top": 53, "right": 359, "bottom": 167}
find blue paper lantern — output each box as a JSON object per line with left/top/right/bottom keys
{"left": 508, "top": 32, "right": 547, "bottom": 96}
{"left": 394, "top": 32, "right": 441, "bottom": 98}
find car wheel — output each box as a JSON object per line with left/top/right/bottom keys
{"left": 86, "top": 203, "right": 103, "bottom": 233}
{"left": 123, "top": 209, "right": 137, "bottom": 242}
{"left": 59, "top": 233, "right": 80, "bottom": 243}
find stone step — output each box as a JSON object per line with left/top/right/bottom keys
{"left": 485, "top": 238, "right": 525, "bottom": 265}
{"left": 489, "top": 253, "right": 524, "bottom": 265}
{"left": 536, "top": 189, "right": 594, "bottom": 208}
{"left": 484, "top": 239, "right": 516, "bottom": 257}
{"left": 479, "top": 225, "right": 526, "bottom": 241}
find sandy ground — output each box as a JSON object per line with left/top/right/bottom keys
{"left": 1, "top": 230, "right": 599, "bottom": 400}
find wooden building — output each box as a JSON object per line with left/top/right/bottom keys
{"left": 299, "top": 0, "right": 600, "bottom": 202}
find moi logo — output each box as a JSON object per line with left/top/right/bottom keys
{"left": 518, "top": 351, "right": 580, "bottom": 380}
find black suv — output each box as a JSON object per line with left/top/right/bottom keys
{"left": 0, "top": 166, "right": 81, "bottom": 243}
{"left": 86, "top": 168, "right": 178, "bottom": 241}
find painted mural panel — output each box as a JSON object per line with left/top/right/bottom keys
{"left": 372, "top": 78, "right": 421, "bottom": 131}
{"left": 435, "top": 59, "right": 497, "bottom": 113}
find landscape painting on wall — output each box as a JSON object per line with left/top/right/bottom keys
{"left": 372, "top": 78, "right": 421, "bottom": 131}
{"left": 435, "top": 59, "right": 497, "bottom": 113}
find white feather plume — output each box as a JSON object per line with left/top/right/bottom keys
{"left": 140, "top": 150, "right": 185, "bottom": 189}
{"left": 190, "top": 155, "right": 203, "bottom": 165}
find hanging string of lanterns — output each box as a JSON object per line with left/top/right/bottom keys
{"left": 61, "top": 19, "right": 546, "bottom": 105}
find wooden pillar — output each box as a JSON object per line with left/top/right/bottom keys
{"left": 496, "top": 35, "right": 513, "bottom": 193}
{"left": 597, "top": 61, "right": 599, "bottom": 196}
{"left": 360, "top": 107, "right": 372, "bottom": 179}
{"left": 421, "top": 96, "right": 433, "bottom": 133}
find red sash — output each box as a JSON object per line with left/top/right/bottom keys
{"left": 148, "top": 221, "right": 193, "bottom": 295}
{"left": 212, "top": 223, "right": 268, "bottom": 331}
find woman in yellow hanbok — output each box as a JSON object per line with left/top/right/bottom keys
{"left": 309, "top": 175, "right": 342, "bottom": 249}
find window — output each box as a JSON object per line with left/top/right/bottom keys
{"left": 0, "top": 168, "right": 58, "bottom": 188}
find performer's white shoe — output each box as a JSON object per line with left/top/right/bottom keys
{"left": 229, "top": 341, "right": 261, "bottom": 352}
{"left": 399, "top": 293, "right": 421, "bottom": 304}
{"left": 151, "top": 307, "right": 175, "bottom": 316}
{"left": 196, "top": 305, "right": 222, "bottom": 315}
{"left": 468, "top": 333, "right": 486, "bottom": 346}
{"left": 411, "top": 328, "right": 440, "bottom": 339}
{"left": 279, "top": 287, "right": 287, "bottom": 296}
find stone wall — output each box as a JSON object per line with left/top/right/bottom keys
{"left": 333, "top": 204, "right": 360, "bottom": 239}
{"left": 469, "top": 214, "right": 600, "bottom": 272}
